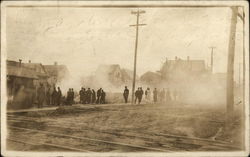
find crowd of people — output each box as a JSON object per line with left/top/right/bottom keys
{"left": 36, "top": 83, "right": 176, "bottom": 108}
{"left": 78, "top": 88, "right": 106, "bottom": 104}
{"left": 37, "top": 84, "right": 62, "bottom": 108}
{"left": 123, "top": 86, "right": 175, "bottom": 104}
{"left": 36, "top": 83, "right": 106, "bottom": 108}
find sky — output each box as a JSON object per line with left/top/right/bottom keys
{"left": 6, "top": 6, "right": 244, "bottom": 79}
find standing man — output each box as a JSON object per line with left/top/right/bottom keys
{"left": 66, "top": 88, "right": 71, "bottom": 105}
{"left": 37, "top": 83, "right": 45, "bottom": 108}
{"left": 91, "top": 89, "right": 96, "bottom": 104}
{"left": 86, "top": 88, "right": 92, "bottom": 104}
{"left": 100, "top": 89, "right": 106, "bottom": 104}
{"left": 96, "top": 88, "right": 102, "bottom": 104}
{"left": 82, "top": 88, "right": 87, "bottom": 104}
{"left": 138, "top": 87, "right": 143, "bottom": 104}
{"left": 153, "top": 88, "right": 158, "bottom": 103}
{"left": 140, "top": 87, "right": 144, "bottom": 99}
{"left": 57, "top": 87, "right": 62, "bottom": 106}
{"left": 145, "top": 87, "right": 151, "bottom": 101}
{"left": 135, "top": 88, "right": 140, "bottom": 104}
{"left": 71, "top": 88, "right": 74, "bottom": 105}
{"left": 123, "top": 86, "right": 129, "bottom": 103}
{"left": 79, "top": 87, "right": 84, "bottom": 104}
{"left": 51, "top": 86, "right": 57, "bottom": 106}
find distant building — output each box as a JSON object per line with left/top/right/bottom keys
{"left": 96, "top": 64, "right": 124, "bottom": 86}
{"left": 6, "top": 60, "right": 69, "bottom": 109}
{"left": 43, "top": 62, "right": 70, "bottom": 87}
{"left": 85, "top": 64, "right": 135, "bottom": 90}
{"left": 95, "top": 64, "right": 134, "bottom": 87}
{"left": 160, "top": 56, "right": 208, "bottom": 81}
{"left": 23, "top": 62, "right": 49, "bottom": 87}
{"left": 7, "top": 60, "right": 38, "bottom": 109}
{"left": 140, "top": 71, "right": 161, "bottom": 86}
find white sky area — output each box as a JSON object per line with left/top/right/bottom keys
{"left": 6, "top": 7, "right": 244, "bottom": 79}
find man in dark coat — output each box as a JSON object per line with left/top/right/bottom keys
{"left": 66, "top": 88, "right": 71, "bottom": 105}
{"left": 57, "top": 87, "right": 62, "bottom": 106}
{"left": 138, "top": 87, "right": 144, "bottom": 104}
{"left": 37, "top": 83, "right": 45, "bottom": 108}
{"left": 123, "top": 86, "right": 129, "bottom": 103}
{"left": 79, "top": 87, "right": 84, "bottom": 104}
{"left": 71, "top": 88, "right": 74, "bottom": 105}
{"left": 96, "top": 88, "right": 102, "bottom": 104}
{"left": 134, "top": 88, "right": 140, "bottom": 104}
{"left": 86, "top": 88, "right": 92, "bottom": 104}
{"left": 82, "top": 88, "right": 87, "bottom": 104}
{"left": 51, "top": 86, "right": 57, "bottom": 106}
{"left": 91, "top": 89, "right": 96, "bottom": 104}
{"left": 153, "top": 88, "right": 158, "bottom": 103}
{"left": 100, "top": 89, "right": 106, "bottom": 104}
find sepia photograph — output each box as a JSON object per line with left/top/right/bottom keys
{"left": 1, "top": 0, "right": 249, "bottom": 156}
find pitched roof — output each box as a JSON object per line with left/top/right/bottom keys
{"left": 162, "top": 59, "right": 206, "bottom": 72}
{"left": 23, "top": 63, "right": 49, "bottom": 77}
{"left": 95, "top": 64, "right": 136, "bottom": 83}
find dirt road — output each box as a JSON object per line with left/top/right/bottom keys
{"left": 6, "top": 103, "right": 243, "bottom": 152}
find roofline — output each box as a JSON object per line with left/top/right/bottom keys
{"left": 7, "top": 74, "right": 38, "bottom": 79}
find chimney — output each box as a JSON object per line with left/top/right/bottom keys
{"left": 175, "top": 56, "right": 178, "bottom": 60}
{"left": 19, "top": 59, "right": 22, "bottom": 67}
{"left": 165, "top": 57, "right": 168, "bottom": 63}
{"left": 187, "top": 56, "right": 190, "bottom": 61}
{"left": 29, "top": 60, "right": 31, "bottom": 63}
{"left": 54, "top": 62, "right": 57, "bottom": 66}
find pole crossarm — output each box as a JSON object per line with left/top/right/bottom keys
{"left": 237, "top": 7, "right": 245, "bottom": 23}
{"left": 237, "top": 13, "right": 244, "bottom": 22}
{"left": 129, "top": 24, "right": 147, "bottom": 27}
{"left": 131, "top": 10, "right": 146, "bottom": 14}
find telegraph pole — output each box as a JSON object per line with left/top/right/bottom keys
{"left": 242, "top": 9, "right": 245, "bottom": 109}
{"left": 237, "top": 7, "right": 245, "bottom": 149}
{"left": 209, "top": 47, "right": 216, "bottom": 73}
{"left": 226, "top": 6, "right": 238, "bottom": 123}
{"left": 238, "top": 7, "right": 245, "bottom": 108}
{"left": 130, "top": 9, "right": 146, "bottom": 104}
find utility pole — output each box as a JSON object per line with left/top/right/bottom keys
{"left": 209, "top": 47, "right": 216, "bottom": 73}
{"left": 242, "top": 9, "right": 245, "bottom": 109}
{"left": 130, "top": 9, "right": 146, "bottom": 104}
{"left": 238, "top": 7, "right": 245, "bottom": 108}
{"left": 226, "top": 6, "right": 238, "bottom": 123}
{"left": 237, "top": 7, "right": 245, "bottom": 149}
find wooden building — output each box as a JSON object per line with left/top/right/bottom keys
{"left": 7, "top": 60, "right": 38, "bottom": 109}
